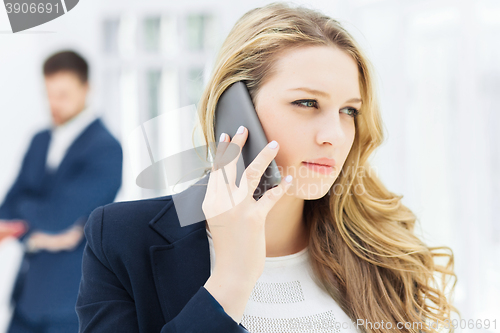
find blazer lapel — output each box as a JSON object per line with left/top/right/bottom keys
{"left": 148, "top": 173, "right": 212, "bottom": 323}
{"left": 56, "top": 118, "right": 99, "bottom": 173}
{"left": 32, "top": 131, "right": 51, "bottom": 191}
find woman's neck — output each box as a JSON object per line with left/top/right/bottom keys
{"left": 264, "top": 194, "right": 307, "bottom": 257}
{"left": 204, "top": 194, "right": 308, "bottom": 258}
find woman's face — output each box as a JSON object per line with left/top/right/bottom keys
{"left": 254, "top": 45, "right": 362, "bottom": 199}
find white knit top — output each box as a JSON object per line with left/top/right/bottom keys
{"left": 206, "top": 228, "right": 362, "bottom": 333}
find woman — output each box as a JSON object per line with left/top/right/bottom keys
{"left": 76, "top": 2, "right": 459, "bottom": 332}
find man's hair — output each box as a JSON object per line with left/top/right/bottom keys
{"left": 43, "top": 50, "right": 88, "bottom": 83}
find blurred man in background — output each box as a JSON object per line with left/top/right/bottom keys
{"left": 0, "top": 50, "right": 123, "bottom": 332}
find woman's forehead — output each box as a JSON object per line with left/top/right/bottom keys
{"left": 264, "top": 46, "right": 361, "bottom": 98}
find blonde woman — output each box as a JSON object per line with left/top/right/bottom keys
{"left": 76, "top": 2, "right": 459, "bottom": 332}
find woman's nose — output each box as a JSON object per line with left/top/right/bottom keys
{"left": 315, "top": 112, "right": 348, "bottom": 146}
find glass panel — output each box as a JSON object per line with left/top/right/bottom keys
{"left": 186, "top": 67, "right": 204, "bottom": 106}
{"left": 119, "top": 13, "right": 137, "bottom": 58}
{"left": 160, "top": 16, "right": 179, "bottom": 56}
{"left": 146, "top": 69, "right": 162, "bottom": 119}
{"left": 203, "top": 14, "right": 216, "bottom": 50}
{"left": 143, "top": 17, "right": 161, "bottom": 53}
{"left": 186, "top": 14, "right": 205, "bottom": 51}
{"left": 101, "top": 68, "right": 121, "bottom": 138}
{"left": 103, "top": 18, "right": 120, "bottom": 54}
{"left": 161, "top": 67, "right": 179, "bottom": 114}
{"left": 477, "top": 4, "right": 500, "bottom": 318}
{"left": 145, "top": 69, "right": 162, "bottom": 198}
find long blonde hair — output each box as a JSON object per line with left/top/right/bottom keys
{"left": 194, "top": 2, "right": 460, "bottom": 332}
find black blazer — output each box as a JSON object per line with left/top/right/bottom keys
{"left": 76, "top": 174, "right": 249, "bottom": 332}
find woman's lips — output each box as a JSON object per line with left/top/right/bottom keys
{"left": 301, "top": 162, "right": 334, "bottom": 175}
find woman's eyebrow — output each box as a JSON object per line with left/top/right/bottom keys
{"left": 287, "top": 87, "right": 362, "bottom": 103}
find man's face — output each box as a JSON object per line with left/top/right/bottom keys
{"left": 44, "top": 71, "right": 89, "bottom": 126}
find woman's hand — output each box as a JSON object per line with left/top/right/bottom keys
{"left": 202, "top": 125, "right": 292, "bottom": 323}
{"left": 203, "top": 125, "right": 292, "bottom": 282}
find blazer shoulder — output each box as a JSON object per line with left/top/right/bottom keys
{"left": 102, "top": 195, "right": 172, "bottom": 223}
{"left": 34, "top": 128, "right": 51, "bottom": 138}
{"left": 94, "top": 118, "right": 120, "bottom": 143}
{"left": 85, "top": 196, "right": 172, "bottom": 246}
{"left": 29, "top": 128, "right": 50, "bottom": 145}
{"left": 78, "top": 118, "right": 122, "bottom": 157}
{"left": 81, "top": 118, "right": 119, "bottom": 147}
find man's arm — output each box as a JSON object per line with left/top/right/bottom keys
{"left": 0, "top": 133, "right": 41, "bottom": 221}
{"left": 25, "top": 223, "right": 84, "bottom": 252}
{"left": 17, "top": 140, "right": 123, "bottom": 242}
{"left": 0, "top": 220, "right": 28, "bottom": 242}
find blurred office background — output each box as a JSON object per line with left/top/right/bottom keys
{"left": 0, "top": 0, "right": 499, "bottom": 332}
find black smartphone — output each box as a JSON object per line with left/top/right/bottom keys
{"left": 214, "top": 81, "right": 281, "bottom": 200}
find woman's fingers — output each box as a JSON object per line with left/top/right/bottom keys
{"left": 207, "top": 126, "right": 248, "bottom": 199}
{"left": 220, "top": 126, "right": 248, "bottom": 188}
{"left": 256, "top": 174, "right": 293, "bottom": 215}
{"left": 240, "top": 140, "right": 280, "bottom": 199}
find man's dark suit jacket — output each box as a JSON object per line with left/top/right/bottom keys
{"left": 0, "top": 118, "right": 123, "bottom": 322}
{"left": 76, "top": 174, "right": 249, "bottom": 332}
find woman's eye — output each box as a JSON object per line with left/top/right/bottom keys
{"left": 291, "top": 99, "right": 318, "bottom": 108}
{"left": 341, "top": 107, "right": 360, "bottom": 118}
{"left": 291, "top": 100, "right": 360, "bottom": 118}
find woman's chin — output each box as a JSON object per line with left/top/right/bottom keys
{"left": 288, "top": 182, "right": 332, "bottom": 200}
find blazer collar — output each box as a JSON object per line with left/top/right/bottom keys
{"left": 148, "top": 172, "right": 210, "bottom": 243}
{"left": 148, "top": 173, "right": 212, "bottom": 322}
{"left": 54, "top": 118, "right": 100, "bottom": 172}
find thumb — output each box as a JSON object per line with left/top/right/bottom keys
{"left": 256, "top": 175, "right": 293, "bottom": 214}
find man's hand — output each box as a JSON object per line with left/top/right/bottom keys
{"left": 0, "top": 220, "right": 28, "bottom": 242}
{"left": 26, "top": 225, "right": 84, "bottom": 253}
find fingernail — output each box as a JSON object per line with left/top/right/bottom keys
{"left": 285, "top": 175, "right": 293, "bottom": 183}
{"left": 268, "top": 140, "right": 278, "bottom": 149}
{"left": 236, "top": 125, "right": 245, "bottom": 135}
{"left": 219, "top": 133, "right": 226, "bottom": 142}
